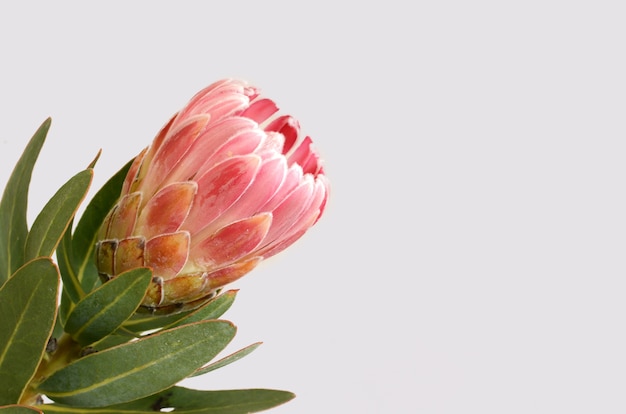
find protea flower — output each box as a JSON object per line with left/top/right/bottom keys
{"left": 96, "top": 79, "right": 328, "bottom": 313}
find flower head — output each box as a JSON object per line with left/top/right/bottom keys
{"left": 96, "top": 79, "right": 328, "bottom": 313}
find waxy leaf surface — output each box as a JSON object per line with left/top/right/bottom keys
{"left": 64, "top": 268, "right": 151, "bottom": 346}
{"left": 38, "top": 321, "right": 236, "bottom": 407}
{"left": 0, "top": 405, "right": 42, "bottom": 413}
{"left": 0, "top": 119, "right": 50, "bottom": 285}
{"left": 0, "top": 258, "right": 59, "bottom": 405}
{"left": 25, "top": 169, "right": 93, "bottom": 261}
{"left": 43, "top": 386, "right": 294, "bottom": 413}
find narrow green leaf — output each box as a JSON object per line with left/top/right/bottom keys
{"left": 69, "top": 159, "right": 132, "bottom": 294}
{"left": 191, "top": 342, "right": 261, "bottom": 377}
{"left": 64, "top": 268, "right": 152, "bottom": 346}
{"left": 87, "top": 149, "right": 102, "bottom": 169}
{"left": 0, "top": 405, "right": 42, "bottom": 413}
{"left": 57, "top": 289, "right": 74, "bottom": 332}
{"left": 91, "top": 333, "right": 133, "bottom": 352}
{"left": 0, "top": 119, "right": 51, "bottom": 285}
{"left": 56, "top": 219, "right": 82, "bottom": 305}
{"left": 38, "top": 320, "right": 236, "bottom": 407}
{"left": 124, "top": 290, "right": 238, "bottom": 334}
{"left": 0, "top": 258, "right": 59, "bottom": 405}
{"left": 42, "top": 387, "right": 295, "bottom": 413}
{"left": 25, "top": 169, "right": 93, "bottom": 261}
{"left": 168, "top": 290, "right": 238, "bottom": 328}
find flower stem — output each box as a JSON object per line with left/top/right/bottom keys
{"left": 20, "top": 332, "right": 82, "bottom": 405}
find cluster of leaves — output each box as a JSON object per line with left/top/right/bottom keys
{"left": 0, "top": 120, "right": 294, "bottom": 413}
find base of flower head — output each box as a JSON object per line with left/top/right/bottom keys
{"left": 96, "top": 238, "right": 263, "bottom": 315}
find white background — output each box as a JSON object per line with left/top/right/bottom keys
{"left": 1, "top": 1, "right": 626, "bottom": 413}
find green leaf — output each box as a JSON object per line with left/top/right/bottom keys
{"left": 91, "top": 333, "right": 133, "bottom": 352}
{"left": 38, "top": 320, "right": 236, "bottom": 407}
{"left": 61, "top": 159, "right": 132, "bottom": 296}
{"left": 168, "top": 290, "right": 238, "bottom": 328}
{"left": 57, "top": 289, "right": 74, "bottom": 332}
{"left": 56, "top": 220, "right": 82, "bottom": 304}
{"left": 25, "top": 169, "right": 93, "bottom": 261}
{"left": 0, "top": 405, "right": 42, "bottom": 413}
{"left": 191, "top": 342, "right": 261, "bottom": 377}
{"left": 64, "top": 268, "right": 152, "bottom": 346}
{"left": 0, "top": 119, "right": 51, "bottom": 286}
{"left": 42, "top": 387, "right": 295, "bottom": 413}
{"left": 0, "top": 258, "right": 59, "bottom": 405}
{"left": 123, "top": 290, "right": 238, "bottom": 334}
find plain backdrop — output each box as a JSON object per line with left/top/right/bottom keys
{"left": 2, "top": 1, "right": 626, "bottom": 413}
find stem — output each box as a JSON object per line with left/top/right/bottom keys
{"left": 20, "top": 333, "right": 82, "bottom": 405}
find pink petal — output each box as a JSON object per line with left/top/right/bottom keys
{"left": 259, "top": 164, "right": 303, "bottom": 212}
{"left": 175, "top": 80, "right": 254, "bottom": 127}
{"left": 114, "top": 236, "right": 146, "bottom": 275}
{"left": 258, "top": 176, "right": 327, "bottom": 256}
{"left": 121, "top": 147, "right": 148, "bottom": 195}
{"left": 145, "top": 231, "right": 190, "bottom": 280}
{"left": 287, "top": 136, "right": 314, "bottom": 169}
{"left": 135, "top": 181, "right": 197, "bottom": 240}
{"left": 196, "top": 128, "right": 265, "bottom": 178}
{"left": 257, "top": 211, "right": 319, "bottom": 259}
{"left": 265, "top": 115, "right": 299, "bottom": 154}
{"left": 140, "top": 115, "right": 209, "bottom": 199}
{"left": 190, "top": 213, "right": 272, "bottom": 266}
{"left": 263, "top": 176, "right": 315, "bottom": 245}
{"left": 164, "top": 117, "right": 260, "bottom": 185}
{"left": 208, "top": 156, "right": 287, "bottom": 229}
{"left": 183, "top": 155, "right": 261, "bottom": 234}
{"left": 107, "top": 192, "right": 142, "bottom": 240}
{"left": 240, "top": 98, "right": 279, "bottom": 124}
{"left": 255, "top": 131, "right": 285, "bottom": 154}
{"left": 314, "top": 175, "right": 330, "bottom": 223}
{"left": 204, "top": 256, "right": 262, "bottom": 290}
{"left": 126, "top": 114, "right": 178, "bottom": 195}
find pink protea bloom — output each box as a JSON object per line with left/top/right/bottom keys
{"left": 96, "top": 79, "right": 328, "bottom": 313}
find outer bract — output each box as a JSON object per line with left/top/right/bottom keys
{"left": 96, "top": 79, "right": 328, "bottom": 313}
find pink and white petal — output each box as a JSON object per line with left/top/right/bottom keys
{"left": 183, "top": 155, "right": 261, "bottom": 233}
{"left": 259, "top": 164, "right": 303, "bottom": 212}
{"left": 256, "top": 211, "right": 319, "bottom": 259}
{"left": 135, "top": 181, "right": 197, "bottom": 239}
{"left": 126, "top": 114, "right": 177, "bottom": 195}
{"left": 194, "top": 126, "right": 265, "bottom": 179}
{"left": 165, "top": 117, "right": 259, "bottom": 184}
{"left": 265, "top": 115, "right": 300, "bottom": 154}
{"left": 145, "top": 231, "right": 190, "bottom": 280}
{"left": 108, "top": 192, "right": 142, "bottom": 240}
{"left": 314, "top": 175, "right": 330, "bottom": 223}
{"left": 286, "top": 136, "right": 315, "bottom": 169}
{"left": 209, "top": 156, "right": 287, "bottom": 229}
{"left": 190, "top": 213, "right": 272, "bottom": 266}
{"left": 258, "top": 176, "right": 327, "bottom": 255}
{"left": 174, "top": 79, "right": 244, "bottom": 124}
{"left": 240, "top": 98, "right": 279, "bottom": 124}
{"left": 140, "top": 115, "right": 209, "bottom": 199}
{"left": 204, "top": 256, "right": 262, "bottom": 290}
{"left": 175, "top": 81, "right": 253, "bottom": 127}
{"left": 255, "top": 131, "right": 285, "bottom": 154}
{"left": 263, "top": 176, "right": 315, "bottom": 245}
